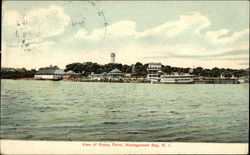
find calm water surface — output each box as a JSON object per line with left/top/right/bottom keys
{"left": 1, "top": 79, "right": 249, "bottom": 142}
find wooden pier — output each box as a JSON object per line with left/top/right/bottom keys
{"left": 194, "top": 78, "right": 240, "bottom": 84}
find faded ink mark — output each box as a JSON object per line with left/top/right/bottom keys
{"left": 69, "top": 1, "right": 108, "bottom": 46}
{"left": 15, "top": 1, "right": 109, "bottom": 52}
{"left": 15, "top": 17, "right": 32, "bottom": 52}
{"left": 97, "top": 1, "right": 108, "bottom": 46}
{"left": 72, "top": 18, "right": 85, "bottom": 28}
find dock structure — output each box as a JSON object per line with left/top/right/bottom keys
{"left": 193, "top": 78, "right": 240, "bottom": 84}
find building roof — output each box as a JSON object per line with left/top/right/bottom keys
{"left": 109, "top": 68, "right": 122, "bottom": 73}
{"left": 67, "top": 70, "right": 75, "bottom": 74}
{"left": 54, "top": 69, "right": 66, "bottom": 75}
{"left": 36, "top": 69, "right": 56, "bottom": 75}
{"left": 147, "top": 62, "right": 162, "bottom": 65}
{"left": 91, "top": 72, "right": 107, "bottom": 76}
{"left": 35, "top": 66, "right": 65, "bottom": 75}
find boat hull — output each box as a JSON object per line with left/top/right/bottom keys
{"left": 160, "top": 81, "right": 194, "bottom": 84}
{"left": 150, "top": 74, "right": 195, "bottom": 84}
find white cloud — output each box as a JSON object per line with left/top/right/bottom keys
{"left": 25, "top": 5, "right": 70, "bottom": 40}
{"left": 65, "top": 11, "right": 249, "bottom": 69}
{"left": 3, "top": 10, "right": 22, "bottom": 25}
{"left": 3, "top": 5, "right": 70, "bottom": 44}
{"left": 2, "top": 10, "right": 249, "bottom": 69}
{"left": 73, "top": 20, "right": 137, "bottom": 41}
{"left": 206, "top": 29, "right": 249, "bottom": 45}
{"left": 138, "top": 11, "right": 211, "bottom": 38}
{"left": 73, "top": 12, "right": 211, "bottom": 41}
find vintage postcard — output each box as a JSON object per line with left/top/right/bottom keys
{"left": 1, "top": 0, "right": 249, "bottom": 154}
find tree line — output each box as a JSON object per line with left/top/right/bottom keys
{"left": 65, "top": 62, "right": 249, "bottom": 78}
{"left": 1, "top": 62, "right": 248, "bottom": 79}
{"left": 1, "top": 68, "right": 37, "bottom": 79}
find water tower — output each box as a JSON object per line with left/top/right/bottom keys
{"left": 110, "top": 53, "right": 115, "bottom": 64}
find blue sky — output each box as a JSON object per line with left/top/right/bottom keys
{"left": 2, "top": 1, "right": 249, "bottom": 69}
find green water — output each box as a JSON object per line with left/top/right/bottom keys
{"left": 0, "top": 79, "right": 249, "bottom": 142}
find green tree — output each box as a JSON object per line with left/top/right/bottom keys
{"left": 193, "top": 67, "right": 203, "bottom": 76}
{"left": 134, "top": 62, "right": 146, "bottom": 77}
{"left": 210, "top": 67, "right": 221, "bottom": 77}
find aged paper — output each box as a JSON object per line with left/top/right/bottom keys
{"left": 1, "top": 1, "right": 249, "bottom": 154}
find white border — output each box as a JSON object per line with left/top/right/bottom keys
{"left": 0, "top": 140, "right": 248, "bottom": 154}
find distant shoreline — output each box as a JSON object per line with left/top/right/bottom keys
{"left": 13, "top": 77, "right": 35, "bottom": 80}
{"left": 2, "top": 77, "right": 248, "bottom": 84}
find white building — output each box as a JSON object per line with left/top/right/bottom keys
{"left": 146, "top": 62, "right": 162, "bottom": 79}
{"left": 90, "top": 68, "right": 124, "bottom": 81}
{"left": 90, "top": 72, "right": 108, "bottom": 81}
{"left": 63, "top": 70, "right": 81, "bottom": 78}
{"left": 108, "top": 68, "right": 124, "bottom": 79}
{"left": 34, "top": 66, "right": 65, "bottom": 80}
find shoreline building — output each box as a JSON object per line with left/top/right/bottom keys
{"left": 146, "top": 62, "right": 162, "bottom": 79}
{"left": 146, "top": 62, "right": 194, "bottom": 84}
{"left": 34, "top": 65, "right": 64, "bottom": 80}
{"left": 90, "top": 68, "right": 124, "bottom": 81}
{"left": 64, "top": 70, "right": 82, "bottom": 78}
{"left": 90, "top": 72, "right": 108, "bottom": 81}
{"left": 108, "top": 68, "right": 124, "bottom": 79}
{"left": 34, "top": 65, "right": 80, "bottom": 80}
{"left": 110, "top": 53, "right": 116, "bottom": 64}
